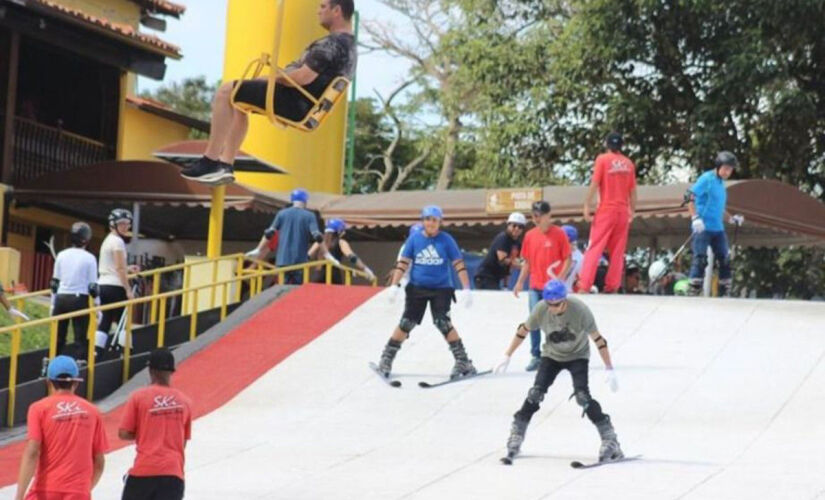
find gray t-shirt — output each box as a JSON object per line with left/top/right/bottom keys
{"left": 270, "top": 206, "right": 321, "bottom": 267}
{"left": 525, "top": 296, "right": 598, "bottom": 361}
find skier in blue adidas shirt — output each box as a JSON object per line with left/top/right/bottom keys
{"left": 376, "top": 205, "right": 477, "bottom": 380}
{"left": 685, "top": 151, "right": 745, "bottom": 296}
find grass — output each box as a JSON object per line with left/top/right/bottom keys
{"left": 0, "top": 300, "right": 54, "bottom": 356}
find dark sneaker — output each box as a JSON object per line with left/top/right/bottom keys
{"left": 203, "top": 164, "right": 235, "bottom": 185}
{"left": 181, "top": 158, "right": 234, "bottom": 184}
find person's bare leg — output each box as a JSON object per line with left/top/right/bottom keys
{"left": 204, "top": 82, "right": 239, "bottom": 160}
{"left": 218, "top": 109, "right": 249, "bottom": 164}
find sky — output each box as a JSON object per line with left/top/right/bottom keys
{"left": 137, "top": 0, "right": 411, "bottom": 100}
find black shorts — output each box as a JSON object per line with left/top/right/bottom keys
{"left": 122, "top": 475, "right": 184, "bottom": 500}
{"left": 402, "top": 285, "right": 454, "bottom": 326}
{"left": 231, "top": 79, "right": 311, "bottom": 122}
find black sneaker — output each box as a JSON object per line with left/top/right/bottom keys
{"left": 181, "top": 158, "right": 234, "bottom": 184}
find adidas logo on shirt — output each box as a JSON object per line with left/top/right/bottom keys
{"left": 415, "top": 244, "right": 444, "bottom": 266}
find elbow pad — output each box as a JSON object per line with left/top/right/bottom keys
{"left": 87, "top": 283, "right": 99, "bottom": 298}
{"left": 263, "top": 228, "right": 276, "bottom": 240}
{"left": 50, "top": 278, "right": 60, "bottom": 294}
{"left": 347, "top": 254, "right": 358, "bottom": 265}
{"left": 313, "top": 233, "right": 323, "bottom": 243}
{"left": 683, "top": 190, "right": 695, "bottom": 206}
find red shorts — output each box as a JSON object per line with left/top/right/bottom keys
{"left": 25, "top": 491, "right": 90, "bottom": 500}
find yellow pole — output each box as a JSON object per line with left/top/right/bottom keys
{"left": 150, "top": 274, "right": 160, "bottom": 323}
{"left": 182, "top": 266, "right": 191, "bottom": 315}
{"left": 345, "top": 270, "right": 351, "bottom": 286}
{"left": 122, "top": 304, "right": 132, "bottom": 384}
{"left": 256, "top": 263, "right": 263, "bottom": 295}
{"left": 48, "top": 320, "right": 58, "bottom": 359}
{"left": 7, "top": 326, "right": 21, "bottom": 426}
{"left": 157, "top": 298, "right": 167, "bottom": 347}
{"left": 221, "top": 282, "right": 228, "bottom": 320}
{"left": 235, "top": 256, "right": 244, "bottom": 303}
{"left": 207, "top": 185, "right": 226, "bottom": 259}
{"left": 86, "top": 310, "right": 97, "bottom": 400}
{"left": 189, "top": 289, "right": 199, "bottom": 341}
{"left": 210, "top": 259, "right": 218, "bottom": 307}
{"left": 325, "top": 262, "right": 332, "bottom": 284}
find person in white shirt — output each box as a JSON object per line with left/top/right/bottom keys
{"left": 97, "top": 209, "right": 135, "bottom": 353}
{"left": 561, "top": 225, "right": 584, "bottom": 292}
{"left": 51, "top": 222, "right": 98, "bottom": 358}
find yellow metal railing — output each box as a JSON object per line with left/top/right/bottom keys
{"left": 1, "top": 256, "right": 376, "bottom": 426}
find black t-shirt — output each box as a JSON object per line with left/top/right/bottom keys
{"left": 281, "top": 32, "right": 357, "bottom": 114}
{"left": 477, "top": 232, "right": 521, "bottom": 281}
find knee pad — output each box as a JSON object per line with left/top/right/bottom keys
{"left": 694, "top": 253, "right": 708, "bottom": 269}
{"left": 399, "top": 317, "right": 417, "bottom": 334}
{"left": 574, "top": 389, "right": 592, "bottom": 408}
{"left": 433, "top": 315, "right": 453, "bottom": 336}
{"left": 527, "top": 386, "right": 546, "bottom": 405}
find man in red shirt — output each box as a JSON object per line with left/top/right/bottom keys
{"left": 16, "top": 355, "right": 108, "bottom": 500}
{"left": 579, "top": 132, "right": 637, "bottom": 293}
{"left": 513, "top": 201, "right": 571, "bottom": 371}
{"left": 119, "top": 348, "right": 192, "bottom": 500}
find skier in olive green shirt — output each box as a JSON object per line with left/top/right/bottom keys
{"left": 494, "top": 279, "right": 623, "bottom": 464}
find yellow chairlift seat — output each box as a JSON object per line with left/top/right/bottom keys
{"left": 229, "top": 0, "right": 350, "bottom": 132}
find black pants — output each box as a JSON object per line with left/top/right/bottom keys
{"left": 122, "top": 475, "right": 185, "bottom": 500}
{"left": 402, "top": 285, "right": 454, "bottom": 327}
{"left": 515, "top": 357, "right": 607, "bottom": 424}
{"left": 99, "top": 285, "right": 127, "bottom": 334}
{"left": 473, "top": 274, "right": 502, "bottom": 290}
{"left": 53, "top": 294, "right": 90, "bottom": 358}
{"left": 232, "top": 79, "right": 310, "bottom": 121}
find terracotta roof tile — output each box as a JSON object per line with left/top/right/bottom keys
{"left": 129, "top": 0, "right": 186, "bottom": 16}
{"left": 30, "top": 0, "right": 181, "bottom": 57}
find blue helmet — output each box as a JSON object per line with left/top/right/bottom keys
{"left": 421, "top": 205, "right": 443, "bottom": 219}
{"left": 409, "top": 223, "right": 424, "bottom": 236}
{"left": 561, "top": 225, "right": 578, "bottom": 243}
{"left": 290, "top": 188, "right": 309, "bottom": 203}
{"left": 325, "top": 218, "right": 346, "bottom": 233}
{"left": 542, "top": 279, "right": 568, "bottom": 302}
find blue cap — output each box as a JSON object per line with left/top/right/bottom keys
{"left": 325, "top": 218, "right": 346, "bottom": 233}
{"left": 421, "top": 205, "right": 443, "bottom": 219}
{"left": 47, "top": 355, "right": 82, "bottom": 381}
{"left": 561, "top": 225, "right": 578, "bottom": 243}
{"left": 542, "top": 279, "right": 568, "bottom": 302}
{"left": 290, "top": 188, "right": 309, "bottom": 203}
{"left": 409, "top": 223, "right": 423, "bottom": 236}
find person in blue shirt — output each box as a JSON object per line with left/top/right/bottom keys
{"left": 377, "top": 205, "right": 476, "bottom": 380}
{"left": 686, "top": 151, "right": 745, "bottom": 296}
{"left": 251, "top": 188, "right": 325, "bottom": 285}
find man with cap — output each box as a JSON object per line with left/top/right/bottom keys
{"left": 377, "top": 205, "right": 478, "bottom": 380}
{"left": 119, "top": 348, "right": 192, "bottom": 500}
{"left": 258, "top": 188, "right": 325, "bottom": 284}
{"left": 474, "top": 212, "right": 526, "bottom": 290}
{"left": 685, "top": 151, "right": 744, "bottom": 296}
{"left": 579, "top": 132, "right": 637, "bottom": 294}
{"left": 15, "top": 355, "right": 108, "bottom": 500}
{"left": 561, "top": 225, "right": 583, "bottom": 292}
{"left": 494, "top": 279, "right": 622, "bottom": 465}
{"left": 513, "top": 201, "right": 571, "bottom": 371}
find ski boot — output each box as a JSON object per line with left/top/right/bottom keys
{"left": 596, "top": 416, "right": 624, "bottom": 462}
{"left": 506, "top": 417, "right": 529, "bottom": 457}
{"left": 718, "top": 278, "right": 732, "bottom": 297}
{"left": 448, "top": 339, "right": 477, "bottom": 379}
{"left": 377, "top": 340, "right": 401, "bottom": 377}
{"left": 687, "top": 278, "right": 703, "bottom": 297}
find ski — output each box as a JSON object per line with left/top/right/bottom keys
{"left": 368, "top": 362, "right": 401, "bottom": 388}
{"left": 418, "top": 369, "right": 493, "bottom": 389}
{"left": 570, "top": 455, "right": 641, "bottom": 469}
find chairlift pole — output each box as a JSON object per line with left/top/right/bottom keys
{"left": 344, "top": 10, "right": 359, "bottom": 194}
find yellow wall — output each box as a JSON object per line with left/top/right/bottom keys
{"left": 9, "top": 206, "right": 108, "bottom": 241}
{"left": 224, "top": 0, "right": 348, "bottom": 194}
{"left": 120, "top": 106, "right": 192, "bottom": 161}
{"left": 55, "top": 0, "right": 141, "bottom": 27}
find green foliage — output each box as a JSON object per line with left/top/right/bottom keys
{"left": 734, "top": 247, "right": 825, "bottom": 299}
{"left": 0, "top": 300, "right": 53, "bottom": 356}
{"left": 139, "top": 76, "right": 217, "bottom": 139}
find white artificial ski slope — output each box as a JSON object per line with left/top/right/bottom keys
{"left": 3, "top": 292, "right": 825, "bottom": 499}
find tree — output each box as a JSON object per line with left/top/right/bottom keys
{"left": 139, "top": 76, "right": 217, "bottom": 139}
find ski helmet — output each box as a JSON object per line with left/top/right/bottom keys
{"left": 561, "top": 225, "right": 578, "bottom": 243}
{"left": 108, "top": 208, "right": 132, "bottom": 229}
{"left": 290, "top": 188, "right": 309, "bottom": 203}
{"left": 325, "top": 218, "right": 346, "bottom": 233}
{"left": 714, "top": 151, "right": 738, "bottom": 169}
{"left": 542, "top": 279, "right": 568, "bottom": 302}
{"left": 421, "top": 205, "right": 443, "bottom": 219}
{"left": 673, "top": 278, "right": 690, "bottom": 295}
{"left": 409, "top": 223, "right": 424, "bottom": 236}
{"left": 648, "top": 260, "right": 667, "bottom": 283}
{"left": 70, "top": 222, "right": 92, "bottom": 246}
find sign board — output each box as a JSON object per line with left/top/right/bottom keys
{"left": 485, "top": 189, "right": 542, "bottom": 214}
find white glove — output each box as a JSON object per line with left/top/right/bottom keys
{"left": 729, "top": 214, "right": 745, "bottom": 226}
{"left": 245, "top": 248, "right": 261, "bottom": 260}
{"left": 8, "top": 307, "right": 29, "bottom": 321}
{"left": 388, "top": 284, "right": 402, "bottom": 304}
{"left": 458, "top": 288, "right": 472, "bottom": 308}
{"left": 691, "top": 216, "right": 705, "bottom": 233}
{"left": 494, "top": 355, "right": 511, "bottom": 374}
{"left": 324, "top": 252, "right": 341, "bottom": 267}
{"left": 605, "top": 368, "right": 619, "bottom": 392}
{"left": 364, "top": 267, "right": 376, "bottom": 281}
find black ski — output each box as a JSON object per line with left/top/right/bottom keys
{"left": 570, "top": 455, "right": 641, "bottom": 469}
{"left": 368, "top": 362, "right": 401, "bottom": 388}
{"left": 418, "top": 369, "right": 493, "bottom": 389}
